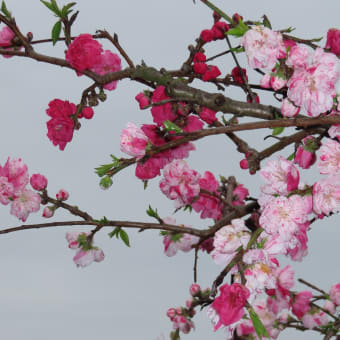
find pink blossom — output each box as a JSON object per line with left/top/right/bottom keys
{"left": 0, "top": 176, "right": 14, "bottom": 205}
{"left": 328, "top": 124, "right": 340, "bottom": 142}
{"left": 212, "top": 219, "right": 250, "bottom": 266}
{"left": 0, "top": 26, "right": 14, "bottom": 47}
{"left": 281, "top": 98, "right": 300, "bottom": 118}
{"left": 135, "top": 92, "right": 150, "bottom": 109}
{"left": 91, "top": 50, "right": 121, "bottom": 90}
{"left": 42, "top": 206, "right": 54, "bottom": 218}
{"left": 183, "top": 116, "right": 204, "bottom": 132}
{"left": 10, "top": 188, "right": 41, "bottom": 222}
{"left": 199, "top": 107, "right": 217, "bottom": 124}
{"left": 260, "top": 73, "right": 271, "bottom": 88}
{"left": 271, "top": 75, "right": 287, "bottom": 91}
{"left": 294, "top": 136, "right": 317, "bottom": 169}
{"left": 151, "top": 86, "right": 176, "bottom": 126}
{"left": 318, "top": 138, "right": 340, "bottom": 174}
{"left": 276, "top": 265, "right": 294, "bottom": 291}
{"left": 211, "top": 283, "right": 250, "bottom": 329}
{"left": 287, "top": 48, "right": 339, "bottom": 117}
{"left": 56, "top": 189, "right": 69, "bottom": 201}
{"left": 30, "top": 174, "right": 47, "bottom": 191}
{"left": 302, "top": 310, "right": 329, "bottom": 329}
{"left": 260, "top": 156, "right": 299, "bottom": 195}
{"left": 259, "top": 195, "right": 309, "bottom": 242}
{"left": 232, "top": 184, "right": 249, "bottom": 206}
{"left": 324, "top": 300, "right": 336, "bottom": 313}
{"left": 313, "top": 175, "right": 340, "bottom": 215}
{"left": 292, "top": 291, "right": 313, "bottom": 319}
{"left": 73, "top": 248, "right": 104, "bottom": 267}
{"left": 202, "top": 65, "right": 221, "bottom": 81}
{"left": 160, "top": 160, "right": 200, "bottom": 208}
{"left": 242, "top": 26, "right": 285, "bottom": 70}
{"left": 329, "top": 283, "right": 340, "bottom": 305}
{"left": 66, "top": 231, "right": 87, "bottom": 249}
{"left": 65, "top": 34, "right": 103, "bottom": 73}
{"left": 192, "top": 171, "right": 223, "bottom": 220}
{"left": 190, "top": 283, "right": 201, "bottom": 297}
{"left": 135, "top": 155, "right": 167, "bottom": 180}
{"left": 286, "top": 44, "right": 310, "bottom": 69}
{"left": 325, "top": 28, "right": 340, "bottom": 58}
{"left": 120, "top": 122, "right": 149, "bottom": 159}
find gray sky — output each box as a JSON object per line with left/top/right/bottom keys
{"left": 0, "top": 1, "right": 339, "bottom": 339}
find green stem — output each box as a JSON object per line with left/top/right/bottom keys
{"left": 199, "top": 0, "right": 233, "bottom": 23}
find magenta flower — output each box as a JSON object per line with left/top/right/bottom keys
{"left": 325, "top": 28, "right": 340, "bottom": 57}
{"left": 292, "top": 291, "right": 313, "bottom": 319}
{"left": 30, "top": 174, "right": 48, "bottom": 191}
{"left": 65, "top": 34, "right": 103, "bottom": 73}
{"left": 211, "top": 283, "right": 250, "bottom": 329}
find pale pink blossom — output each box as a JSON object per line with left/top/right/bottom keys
{"left": 211, "top": 283, "right": 249, "bottom": 329}
{"left": 329, "top": 283, "right": 340, "bottom": 305}
{"left": 42, "top": 206, "right": 54, "bottom": 218}
{"left": 91, "top": 50, "right": 121, "bottom": 90}
{"left": 242, "top": 26, "right": 285, "bottom": 70}
{"left": 56, "top": 189, "right": 69, "bottom": 201}
{"left": 324, "top": 300, "right": 336, "bottom": 313}
{"left": 281, "top": 98, "right": 300, "bottom": 118}
{"left": 292, "top": 291, "right": 313, "bottom": 318}
{"left": 259, "top": 195, "right": 309, "bottom": 243}
{"left": 313, "top": 175, "right": 340, "bottom": 215}
{"left": 10, "top": 188, "right": 41, "bottom": 222}
{"left": 276, "top": 265, "right": 294, "bottom": 291}
{"left": 271, "top": 75, "right": 287, "bottom": 91}
{"left": 260, "top": 156, "right": 299, "bottom": 195}
{"left": 120, "top": 122, "right": 149, "bottom": 159}
{"left": 302, "top": 310, "right": 329, "bottom": 329}
{"left": 0, "top": 176, "right": 14, "bottom": 205}
{"left": 328, "top": 124, "right": 340, "bottom": 142}
{"left": 260, "top": 73, "right": 271, "bottom": 88}
{"left": 66, "top": 231, "right": 88, "bottom": 249}
{"left": 73, "top": 248, "right": 104, "bottom": 267}
{"left": 318, "top": 138, "right": 340, "bottom": 174}
{"left": 30, "top": 173, "right": 48, "bottom": 191}
{"left": 287, "top": 48, "right": 339, "bottom": 117}
{"left": 286, "top": 222, "right": 309, "bottom": 261}
{"left": 160, "top": 160, "right": 201, "bottom": 208}
{"left": 286, "top": 44, "right": 310, "bottom": 69}
{"left": 212, "top": 219, "right": 250, "bottom": 266}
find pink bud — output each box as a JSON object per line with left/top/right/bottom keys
{"left": 193, "top": 62, "right": 208, "bottom": 75}
{"left": 82, "top": 107, "right": 94, "bottom": 119}
{"left": 167, "top": 308, "right": 176, "bottom": 319}
{"left": 200, "top": 29, "right": 214, "bottom": 42}
{"left": 294, "top": 146, "right": 316, "bottom": 169}
{"left": 56, "top": 189, "right": 69, "bottom": 201}
{"left": 176, "top": 307, "right": 182, "bottom": 315}
{"left": 240, "top": 159, "right": 249, "bottom": 169}
{"left": 189, "top": 283, "right": 201, "bottom": 296}
{"left": 42, "top": 206, "right": 54, "bottom": 218}
{"left": 135, "top": 92, "right": 150, "bottom": 109}
{"left": 30, "top": 173, "right": 48, "bottom": 191}
{"left": 186, "top": 298, "right": 193, "bottom": 308}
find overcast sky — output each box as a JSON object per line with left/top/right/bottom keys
{"left": 0, "top": 1, "right": 339, "bottom": 339}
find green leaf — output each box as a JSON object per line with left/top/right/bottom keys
{"left": 146, "top": 205, "right": 160, "bottom": 219}
{"left": 1, "top": 1, "right": 11, "bottom": 18}
{"left": 119, "top": 229, "right": 130, "bottom": 247}
{"left": 230, "top": 46, "right": 245, "bottom": 53}
{"left": 287, "top": 151, "right": 295, "bottom": 161}
{"left": 60, "top": 2, "right": 76, "bottom": 18}
{"left": 262, "top": 15, "right": 272, "bottom": 29}
{"left": 110, "top": 155, "right": 121, "bottom": 167}
{"left": 95, "top": 163, "right": 115, "bottom": 177}
{"left": 170, "top": 233, "right": 182, "bottom": 242}
{"left": 51, "top": 21, "right": 61, "bottom": 45}
{"left": 249, "top": 307, "right": 270, "bottom": 339}
{"left": 40, "top": 0, "right": 61, "bottom": 16}
{"left": 272, "top": 126, "right": 284, "bottom": 136}
{"left": 143, "top": 180, "right": 148, "bottom": 190}
{"left": 163, "top": 120, "right": 183, "bottom": 133}
{"left": 108, "top": 227, "right": 119, "bottom": 238}
{"left": 183, "top": 204, "right": 192, "bottom": 213}
{"left": 226, "top": 18, "right": 249, "bottom": 37}
{"left": 77, "top": 233, "right": 90, "bottom": 251}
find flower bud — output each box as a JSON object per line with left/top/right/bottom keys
{"left": 189, "top": 283, "right": 201, "bottom": 297}
{"left": 100, "top": 176, "right": 113, "bottom": 190}
{"left": 30, "top": 173, "right": 48, "bottom": 191}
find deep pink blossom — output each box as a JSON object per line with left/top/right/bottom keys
{"left": 231, "top": 67, "right": 248, "bottom": 84}
{"left": 10, "top": 188, "right": 41, "bottom": 222}
{"left": 329, "top": 283, "right": 340, "bottom": 305}
{"left": 287, "top": 48, "right": 339, "bottom": 117}
{"left": 81, "top": 107, "right": 94, "bottom": 119}
{"left": 160, "top": 160, "right": 200, "bottom": 208}
{"left": 120, "top": 122, "right": 149, "bottom": 159}
{"left": 202, "top": 65, "right": 221, "bottom": 81}
{"left": 151, "top": 86, "right": 176, "bottom": 126}
{"left": 91, "top": 50, "right": 121, "bottom": 90}
{"left": 135, "top": 92, "right": 150, "bottom": 109}
{"left": 242, "top": 26, "right": 285, "bottom": 70}
{"left": 183, "top": 116, "right": 204, "bottom": 132}
{"left": 211, "top": 283, "right": 250, "bottom": 329}
{"left": 192, "top": 171, "right": 222, "bottom": 220}
{"left": 211, "top": 21, "right": 229, "bottom": 40}
{"left": 200, "top": 29, "right": 214, "bottom": 42}
{"left": 193, "top": 62, "right": 208, "bottom": 74}
{"left": 199, "top": 107, "right": 217, "bottom": 124}
{"left": 232, "top": 184, "right": 249, "bottom": 206}
{"left": 30, "top": 174, "right": 47, "bottom": 191}
{"left": 0, "top": 26, "right": 19, "bottom": 58}
{"left": 325, "top": 28, "right": 340, "bottom": 57}
{"left": 65, "top": 34, "right": 103, "bottom": 73}
{"left": 292, "top": 291, "right": 313, "bottom": 318}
